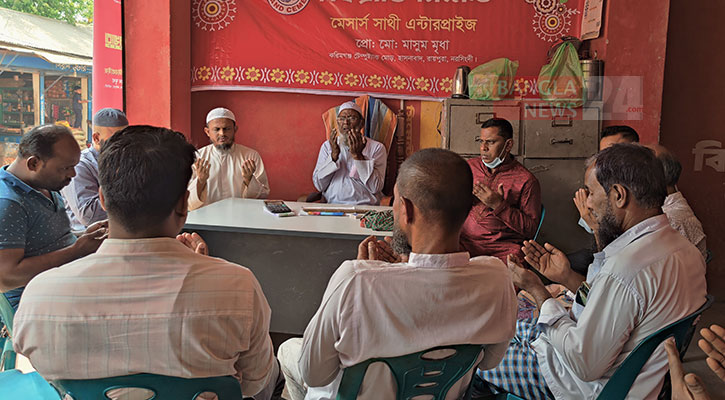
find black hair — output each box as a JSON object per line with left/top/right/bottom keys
{"left": 18, "top": 124, "right": 74, "bottom": 160}
{"left": 601, "top": 125, "right": 640, "bottom": 142}
{"left": 396, "top": 148, "right": 473, "bottom": 231}
{"left": 481, "top": 118, "right": 513, "bottom": 140}
{"left": 592, "top": 143, "right": 666, "bottom": 209}
{"left": 657, "top": 150, "right": 682, "bottom": 188}
{"left": 98, "top": 125, "right": 197, "bottom": 232}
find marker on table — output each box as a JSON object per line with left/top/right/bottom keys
{"left": 308, "top": 211, "right": 346, "bottom": 216}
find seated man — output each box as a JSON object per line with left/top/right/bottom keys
{"left": 650, "top": 144, "right": 707, "bottom": 259}
{"left": 279, "top": 148, "right": 518, "bottom": 399}
{"left": 188, "top": 107, "right": 270, "bottom": 210}
{"left": 598, "top": 124, "right": 640, "bottom": 150}
{"left": 476, "top": 144, "right": 707, "bottom": 400}
{"left": 312, "top": 101, "right": 387, "bottom": 205}
{"left": 0, "top": 125, "right": 106, "bottom": 310}
{"left": 14, "top": 126, "right": 283, "bottom": 399}
{"left": 460, "top": 118, "right": 541, "bottom": 260}
{"left": 61, "top": 108, "right": 128, "bottom": 232}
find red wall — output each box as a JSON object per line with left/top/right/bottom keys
{"left": 585, "top": 0, "right": 670, "bottom": 144}
{"left": 660, "top": 0, "right": 725, "bottom": 293}
{"left": 190, "top": 91, "right": 404, "bottom": 200}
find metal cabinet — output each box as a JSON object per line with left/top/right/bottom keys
{"left": 442, "top": 99, "right": 521, "bottom": 157}
{"left": 443, "top": 99, "right": 601, "bottom": 252}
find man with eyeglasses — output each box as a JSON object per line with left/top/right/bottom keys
{"left": 312, "top": 101, "right": 387, "bottom": 205}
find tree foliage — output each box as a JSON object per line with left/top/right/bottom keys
{"left": 0, "top": 0, "right": 93, "bottom": 25}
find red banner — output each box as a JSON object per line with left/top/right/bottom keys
{"left": 92, "top": 0, "right": 124, "bottom": 113}
{"left": 191, "top": 0, "right": 582, "bottom": 99}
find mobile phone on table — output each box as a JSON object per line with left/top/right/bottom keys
{"left": 264, "top": 200, "right": 293, "bottom": 215}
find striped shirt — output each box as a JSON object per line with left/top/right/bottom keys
{"left": 13, "top": 237, "right": 277, "bottom": 398}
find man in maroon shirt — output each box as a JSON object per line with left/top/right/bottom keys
{"left": 460, "top": 118, "right": 541, "bottom": 260}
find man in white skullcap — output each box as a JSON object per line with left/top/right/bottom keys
{"left": 62, "top": 107, "right": 128, "bottom": 231}
{"left": 312, "top": 101, "right": 387, "bottom": 205}
{"left": 188, "top": 107, "right": 270, "bottom": 210}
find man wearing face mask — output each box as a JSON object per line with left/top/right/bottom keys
{"left": 460, "top": 118, "right": 541, "bottom": 260}
{"left": 473, "top": 144, "right": 707, "bottom": 400}
{"left": 312, "top": 101, "right": 387, "bottom": 205}
{"left": 187, "top": 107, "right": 270, "bottom": 210}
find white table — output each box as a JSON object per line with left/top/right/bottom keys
{"left": 184, "top": 198, "right": 392, "bottom": 335}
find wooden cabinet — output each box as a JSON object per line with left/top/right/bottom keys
{"left": 443, "top": 99, "right": 601, "bottom": 252}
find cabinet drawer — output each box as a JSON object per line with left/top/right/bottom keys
{"left": 523, "top": 106, "right": 599, "bottom": 158}
{"left": 446, "top": 104, "right": 520, "bottom": 156}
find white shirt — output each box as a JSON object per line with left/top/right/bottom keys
{"left": 532, "top": 215, "right": 707, "bottom": 399}
{"left": 13, "top": 238, "right": 277, "bottom": 398}
{"left": 662, "top": 191, "right": 707, "bottom": 259}
{"left": 299, "top": 252, "right": 518, "bottom": 400}
{"left": 312, "top": 138, "right": 387, "bottom": 205}
{"left": 188, "top": 143, "right": 270, "bottom": 210}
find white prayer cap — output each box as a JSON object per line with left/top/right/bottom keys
{"left": 206, "top": 107, "right": 236, "bottom": 124}
{"left": 337, "top": 101, "right": 363, "bottom": 118}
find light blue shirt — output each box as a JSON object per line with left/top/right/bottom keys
{"left": 60, "top": 147, "right": 106, "bottom": 231}
{"left": 0, "top": 166, "right": 76, "bottom": 309}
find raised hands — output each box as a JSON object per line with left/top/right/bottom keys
{"left": 521, "top": 240, "right": 583, "bottom": 292}
{"left": 347, "top": 127, "right": 366, "bottom": 160}
{"left": 574, "top": 188, "right": 598, "bottom": 232}
{"left": 473, "top": 182, "right": 504, "bottom": 210}
{"left": 357, "top": 235, "right": 406, "bottom": 263}
{"left": 699, "top": 324, "right": 725, "bottom": 381}
{"left": 176, "top": 232, "right": 208, "bottom": 255}
{"left": 242, "top": 159, "right": 257, "bottom": 186}
{"left": 329, "top": 128, "right": 341, "bottom": 162}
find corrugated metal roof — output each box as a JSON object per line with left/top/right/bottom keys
{"left": 0, "top": 6, "right": 92, "bottom": 61}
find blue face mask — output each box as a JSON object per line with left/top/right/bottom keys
{"left": 482, "top": 143, "right": 509, "bottom": 169}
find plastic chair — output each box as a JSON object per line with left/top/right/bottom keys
{"left": 54, "top": 373, "right": 243, "bottom": 400}
{"left": 0, "top": 293, "right": 16, "bottom": 371}
{"left": 595, "top": 294, "right": 714, "bottom": 400}
{"left": 494, "top": 295, "right": 715, "bottom": 400}
{"left": 336, "top": 344, "right": 484, "bottom": 400}
{"left": 0, "top": 369, "right": 60, "bottom": 399}
{"left": 533, "top": 205, "right": 546, "bottom": 242}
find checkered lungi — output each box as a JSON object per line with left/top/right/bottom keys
{"left": 476, "top": 318, "right": 553, "bottom": 400}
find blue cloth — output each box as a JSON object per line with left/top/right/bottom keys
{"left": 476, "top": 318, "right": 553, "bottom": 400}
{"left": 60, "top": 147, "right": 106, "bottom": 231}
{"left": 0, "top": 166, "right": 76, "bottom": 310}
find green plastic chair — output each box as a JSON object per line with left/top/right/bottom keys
{"left": 53, "top": 373, "right": 243, "bottom": 400}
{"left": 0, "top": 369, "right": 60, "bottom": 399}
{"left": 336, "top": 344, "right": 484, "bottom": 400}
{"left": 533, "top": 205, "right": 546, "bottom": 242}
{"left": 0, "top": 293, "right": 16, "bottom": 371}
{"left": 494, "top": 295, "right": 715, "bottom": 400}
{"left": 596, "top": 295, "right": 714, "bottom": 400}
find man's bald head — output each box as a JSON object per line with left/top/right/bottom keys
{"left": 396, "top": 148, "right": 473, "bottom": 231}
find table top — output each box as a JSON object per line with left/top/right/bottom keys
{"left": 185, "top": 198, "right": 393, "bottom": 239}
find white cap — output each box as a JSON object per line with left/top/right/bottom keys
{"left": 337, "top": 101, "right": 363, "bottom": 118}
{"left": 206, "top": 107, "right": 236, "bottom": 124}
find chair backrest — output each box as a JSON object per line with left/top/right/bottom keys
{"left": 0, "top": 293, "right": 16, "bottom": 371}
{"left": 54, "top": 373, "right": 243, "bottom": 400}
{"left": 596, "top": 295, "right": 715, "bottom": 400}
{"left": 336, "top": 344, "right": 484, "bottom": 400}
{"left": 533, "top": 205, "right": 546, "bottom": 242}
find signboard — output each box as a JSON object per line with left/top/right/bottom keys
{"left": 191, "top": 0, "right": 583, "bottom": 99}
{"left": 93, "top": 0, "right": 124, "bottom": 112}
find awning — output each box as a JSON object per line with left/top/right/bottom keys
{"left": 0, "top": 44, "right": 92, "bottom": 68}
